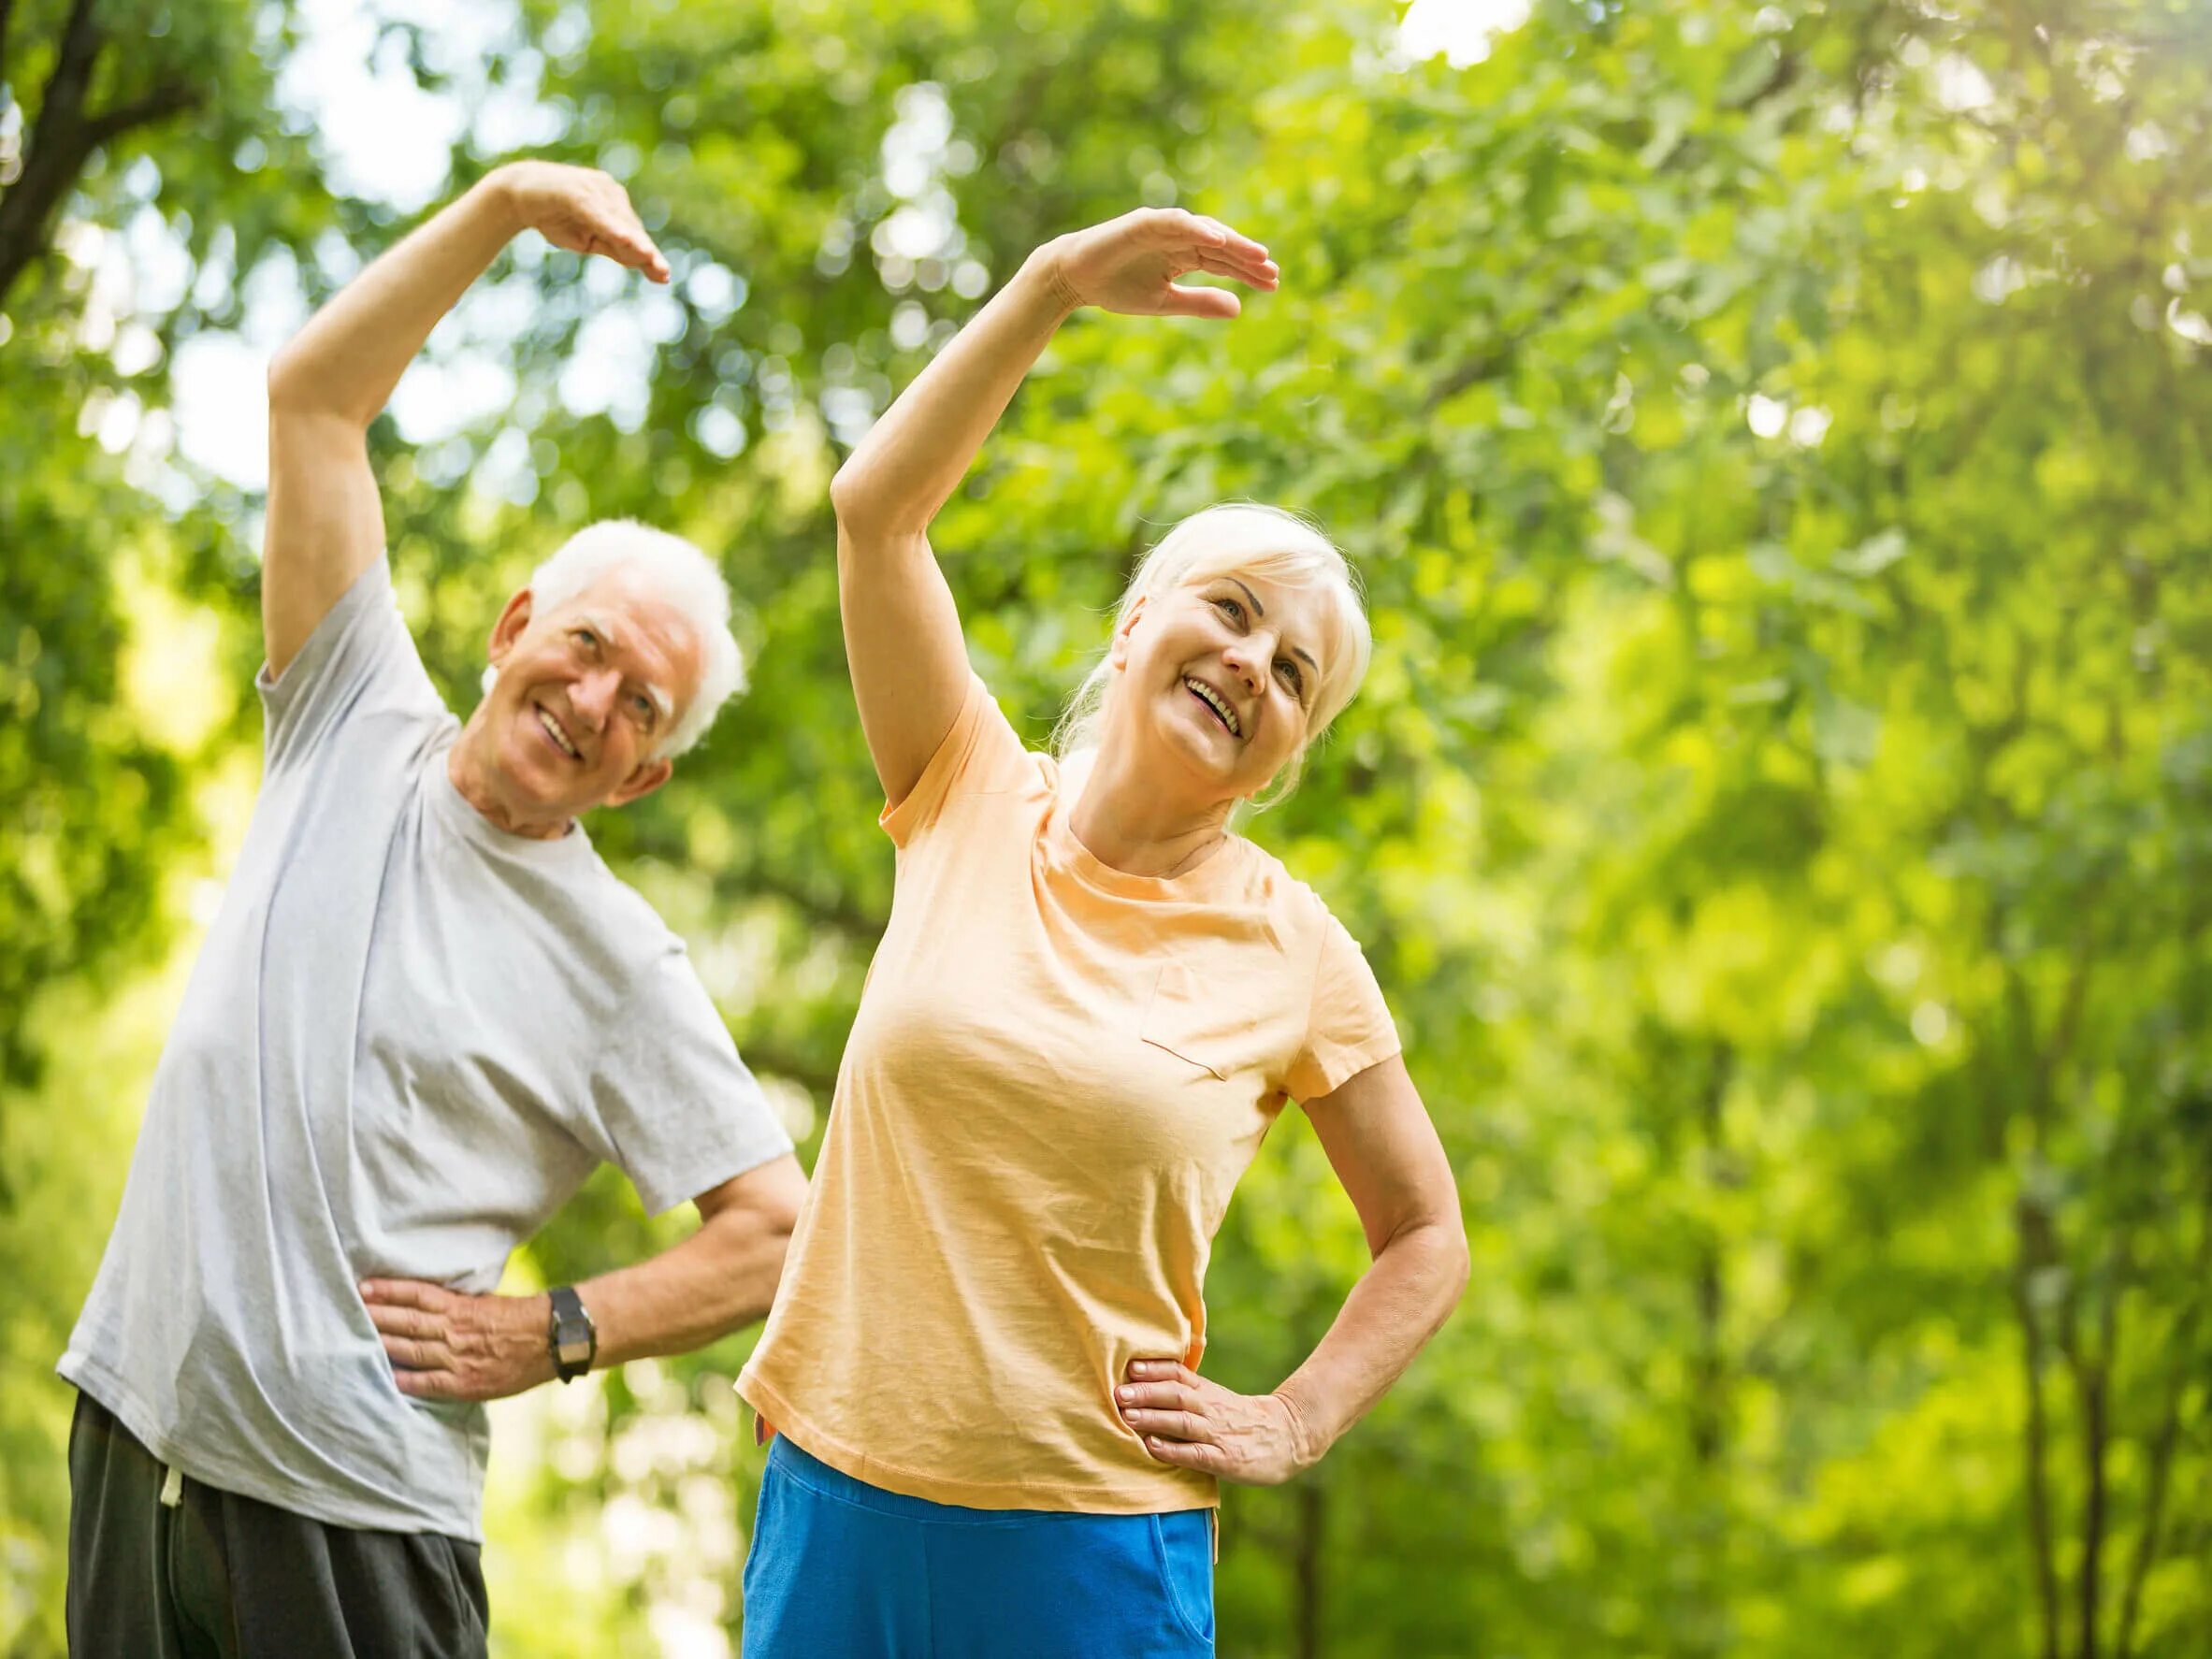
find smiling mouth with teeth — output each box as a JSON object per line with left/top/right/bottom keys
{"left": 536, "top": 704, "right": 582, "bottom": 760}
{"left": 1184, "top": 676, "right": 1242, "bottom": 739}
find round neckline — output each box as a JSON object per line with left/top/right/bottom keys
{"left": 430, "top": 734, "right": 594, "bottom": 865}
{"left": 1045, "top": 751, "right": 1246, "bottom": 901}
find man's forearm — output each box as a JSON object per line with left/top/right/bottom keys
{"left": 267, "top": 173, "right": 521, "bottom": 428}
{"left": 575, "top": 1193, "right": 798, "bottom": 1368}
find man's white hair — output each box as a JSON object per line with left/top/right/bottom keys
{"left": 528, "top": 518, "right": 746, "bottom": 757}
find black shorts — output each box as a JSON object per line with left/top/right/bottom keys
{"left": 66, "top": 1392, "right": 488, "bottom": 1658}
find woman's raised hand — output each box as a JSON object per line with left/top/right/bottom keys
{"left": 1047, "top": 208, "right": 1279, "bottom": 320}
{"left": 488, "top": 160, "right": 671, "bottom": 283}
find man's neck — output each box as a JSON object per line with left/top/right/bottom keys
{"left": 446, "top": 717, "right": 573, "bottom": 841}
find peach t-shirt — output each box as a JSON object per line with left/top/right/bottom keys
{"left": 737, "top": 675, "right": 1400, "bottom": 1512}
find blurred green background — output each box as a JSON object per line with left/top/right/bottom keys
{"left": 4, "top": 0, "right": 2210, "bottom": 1653}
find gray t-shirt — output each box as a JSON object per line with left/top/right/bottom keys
{"left": 60, "top": 555, "right": 791, "bottom": 1541}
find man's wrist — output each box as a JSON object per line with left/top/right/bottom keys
{"left": 546, "top": 1285, "right": 598, "bottom": 1382}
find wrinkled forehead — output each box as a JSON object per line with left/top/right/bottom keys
{"left": 542, "top": 570, "right": 704, "bottom": 692}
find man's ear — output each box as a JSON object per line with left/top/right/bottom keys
{"left": 1108, "top": 594, "right": 1149, "bottom": 671}
{"left": 606, "top": 757, "right": 674, "bottom": 810}
{"left": 488, "top": 587, "right": 535, "bottom": 666}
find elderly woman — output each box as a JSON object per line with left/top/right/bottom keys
{"left": 736, "top": 208, "right": 1468, "bottom": 1656}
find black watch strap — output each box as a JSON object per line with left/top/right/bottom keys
{"left": 547, "top": 1285, "right": 596, "bottom": 1383}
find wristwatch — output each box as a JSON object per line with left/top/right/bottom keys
{"left": 547, "top": 1286, "right": 597, "bottom": 1383}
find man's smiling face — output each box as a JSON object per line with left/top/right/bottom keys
{"left": 479, "top": 566, "right": 704, "bottom": 820}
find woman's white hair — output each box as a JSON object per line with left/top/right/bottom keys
{"left": 527, "top": 518, "right": 746, "bottom": 757}
{"left": 1053, "top": 503, "right": 1372, "bottom": 806}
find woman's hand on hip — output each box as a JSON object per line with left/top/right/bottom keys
{"left": 1044, "top": 209, "right": 1278, "bottom": 320}
{"left": 1118, "top": 1358, "right": 1317, "bottom": 1485}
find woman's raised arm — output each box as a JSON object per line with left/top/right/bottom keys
{"left": 831, "top": 209, "right": 1278, "bottom": 808}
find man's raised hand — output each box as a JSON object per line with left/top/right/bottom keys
{"left": 489, "top": 160, "right": 671, "bottom": 283}
{"left": 1046, "top": 207, "right": 1278, "bottom": 320}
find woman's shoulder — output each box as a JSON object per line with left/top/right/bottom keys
{"left": 1218, "top": 833, "right": 1344, "bottom": 935}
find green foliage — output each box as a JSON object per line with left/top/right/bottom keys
{"left": 6, "top": 0, "right": 2210, "bottom": 1654}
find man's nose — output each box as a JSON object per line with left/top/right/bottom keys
{"left": 571, "top": 669, "right": 621, "bottom": 727}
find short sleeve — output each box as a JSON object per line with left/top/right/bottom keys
{"left": 878, "top": 672, "right": 1038, "bottom": 848}
{"left": 1285, "top": 912, "right": 1402, "bottom": 1104}
{"left": 579, "top": 946, "right": 794, "bottom": 1216}
{"left": 256, "top": 554, "right": 444, "bottom": 772}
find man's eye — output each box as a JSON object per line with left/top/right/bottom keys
{"left": 573, "top": 628, "right": 599, "bottom": 650}
{"left": 632, "top": 695, "right": 655, "bottom": 723}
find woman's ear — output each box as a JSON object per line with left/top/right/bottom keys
{"left": 1108, "top": 594, "right": 1149, "bottom": 671}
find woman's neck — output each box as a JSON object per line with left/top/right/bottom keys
{"left": 1066, "top": 740, "right": 1233, "bottom": 879}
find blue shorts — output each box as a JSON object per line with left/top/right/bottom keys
{"left": 740, "top": 1434, "right": 1216, "bottom": 1657}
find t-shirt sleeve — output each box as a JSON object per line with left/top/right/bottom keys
{"left": 257, "top": 554, "right": 445, "bottom": 772}
{"left": 579, "top": 946, "right": 795, "bottom": 1216}
{"left": 878, "top": 672, "right": 1037, "bottom": 848}
{"left": 1285, "top": 911, "right": 1403, "bottom": 1104}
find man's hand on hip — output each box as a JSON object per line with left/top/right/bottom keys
{"left": 359, "top": 1279, "right": 556, "bottom": 1402}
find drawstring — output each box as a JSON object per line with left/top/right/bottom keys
{"left": 159, "top": 1464, "right": 183, "bottom": 1508}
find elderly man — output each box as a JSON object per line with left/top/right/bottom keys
{"left": 59, "top": 162, "right": 806, "bottom": 1656}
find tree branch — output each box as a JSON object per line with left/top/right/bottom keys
{"left": 2012, "top": 1218, "right": 2064, "bottom": 1659}
{"left": 0, "top": 0, "right": 202, "bottom": 312}
{"left": 83, "top": 81, "right": 200, "bottom": 149}
{"left": 2115, "top": 1190, "right": 2212, "bottom": 1659}
{"left": 0, "top": 0, "right": 19, "bottom": 108}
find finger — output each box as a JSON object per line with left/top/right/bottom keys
{"left": 1124, "top": 1358, "right": 1199, "bottom": 1386}
{"left": 1194, "top": 215, "right": 1270, "bottom": 264}
{"left": 1117, "top": 1381, "right": 1201, "bottom": 1411}
{"left": 1160, "top": 284, "right": 1241, "bottom": 321}
{"left": 360, "top": 1279, "right": 440, "bottom": 1310}
{"left": 603, "top": 218, "right": 668, "bottom": 278}
{"left": 379, "top": 1333, "right": 447, "bottom": 1369}
{"left": 1182, "top": 249, "right": 1279, "bottom": 290}
{"left": 1144, "top": 208, "right": 1225, "bottom": 247}
{"left": 1122, "top": 1408, "right": 1217, "bottom": 1443}
{"left": 1144, "top": 1435, "right": 1223, "bottom": 1471}
{"left": 391, "top": 1365, "right": 452, "bottom": 1400}
{"left": 364, "top": 1304, "right": 442, "bottom": 1340}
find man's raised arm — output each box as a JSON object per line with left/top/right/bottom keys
{"left": 261, "top": 163, "right": 669, "bottom": 677}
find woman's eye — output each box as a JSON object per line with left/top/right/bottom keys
{"left": 1214, "top": 597, "right": 1244, "bottom": 623}
{"left": 1277, "top": 661, "right": 1303, "bottom": 694}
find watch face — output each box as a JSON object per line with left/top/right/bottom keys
{"left": 557, "top": 1334, "right": 593, "bottom": 1365}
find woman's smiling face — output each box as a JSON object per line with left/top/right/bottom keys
{"left": 1107, "top": 569, "right": 1326, "bottom": 802}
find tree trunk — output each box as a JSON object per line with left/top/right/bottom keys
{"left": 1293, "top": 1476, "right": 1324, "bottom": 1659}
{"left": 0, "top": 0, "right": 200, "bottom": 311}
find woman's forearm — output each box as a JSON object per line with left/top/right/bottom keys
{"left": 829, "top": 249, "right": 1080, "bottom": 539}
{"left": 1273, "top": 1217, "right": 1470, "bottom": 1464}
{"left": 267, "top": 172, "right": 523, "bottom": 427}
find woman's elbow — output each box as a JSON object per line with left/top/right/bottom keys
{"left": 828, "top": 457, "right": 877, "bottom": 528}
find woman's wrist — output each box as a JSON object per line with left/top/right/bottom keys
{"left": 1271, "top": 1385, "right": 1328, "bottom": 1471}
{"left": 1021, "top": 239, "right": 1086, "bottom": 321}
{"left": 471, "top": 164, "right": 530, "bottom": 239}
